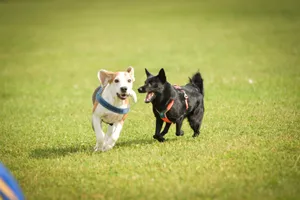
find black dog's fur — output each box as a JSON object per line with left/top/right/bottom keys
{"left": 138, "top": 68, "right": 204, "bottom": 142}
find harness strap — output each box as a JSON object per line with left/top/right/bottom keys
{"left": 95, "top": 86, "right": 130, "bottom": 114}
{"left": 174, "top": 85, "right": 189, "bottom": 110}
{"left": 157, "top": 99, "right": 174, "bottom": 124}
{"left": 156, "top": 85, "right": 189, "bottom": 124}
{"left": 121, "top": 114, "right": 128, "bottom": 125}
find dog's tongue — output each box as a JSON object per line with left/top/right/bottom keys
{"left": 145, "top": 92, "right": 154, "bottom": 103}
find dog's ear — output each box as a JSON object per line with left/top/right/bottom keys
{"left": 158, "top": 68, "right": 166, "bottom": 83}
{"left": 127, "top": 66, "right": 135, "bottom": 82}
{"left": 145, "top": 68, "right": 152, "bottom": 77}
{"left": 98, "top": 70, "right": 115, "bottom": 85}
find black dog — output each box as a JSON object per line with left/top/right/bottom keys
{"left": 138, "top": 68, "right": 204, "bottom": 142}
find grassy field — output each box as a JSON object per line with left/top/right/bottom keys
{"left": 1, "top": 0, "right": 300, "bottom": 199}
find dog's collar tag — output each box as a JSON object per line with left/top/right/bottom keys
{"left": 158, "top": 112, "right": 165, "bottom": 119}
{"left": 96, "top": 86, "right": 130, "bottom": 114}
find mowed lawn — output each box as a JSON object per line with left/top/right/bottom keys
{"left": 1, "top": 0, "right": 300, "bottom": 199}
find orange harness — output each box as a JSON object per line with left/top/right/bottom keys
{"left": 156, "top": 85, "right": 189, "bottom": 124}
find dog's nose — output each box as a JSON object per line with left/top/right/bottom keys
{"left": 138, "top": 87, "right": 144, "bottom": 93}
{"left": 120, "top": 86, "right": 127, "bottom": 93}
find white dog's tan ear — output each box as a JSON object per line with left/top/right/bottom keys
{"left": 127, "top": 66, "right": 135, "bottom": 82}
{"left": 98, "top": 70, "right": 115, "bottom": 85}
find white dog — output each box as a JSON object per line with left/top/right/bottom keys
{"left": 91, "top": 66, "right": 137, "bottom": 152}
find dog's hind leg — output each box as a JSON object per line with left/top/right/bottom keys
{"left": 92, "top": 114, "right": 105, "bottom": 151}
{"left": 187, "top": 107, "right": 204, "bottom": 137}
{"left": 160, "top": 123, "right": 171, "bottom": 136}
{"left": 153, "top": 118, "right": 165, "bottom": 142}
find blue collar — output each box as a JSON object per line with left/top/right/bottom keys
{"left": 96, "top": 86, "right": 130, "bottom": 114}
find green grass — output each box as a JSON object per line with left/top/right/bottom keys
{"left": 1, "top": 0, "right": 300, "bottom": 199}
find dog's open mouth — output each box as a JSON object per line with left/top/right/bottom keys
{"left": 117, "top": 93, "right": 128, "bottom": 100}
{"left": 145, "top": 92, "right": 156, "bottom": 103}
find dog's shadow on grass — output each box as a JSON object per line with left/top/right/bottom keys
{"left": 30, "top": 138, "right": 174, "bottom": 159}
{"left": 117, "top": 137, "right": 178, "bottom": 148}
{"left": 29, "top": 135, "right": 184, "bottom": 159}
{"left": 30, "top": 145, "right": 93, "bottom": 159}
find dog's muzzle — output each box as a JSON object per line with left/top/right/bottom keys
{"left": 117, "top": 93, "right": 128, "bottom": 100}
{"left": 117, "top": 87, "right": 129, "bottom": 100}
{"left": 138, "top": 86, "right": 146, "bottom": 93}
{"left": 138, "top": 86, "right": 155, "bottom": 103}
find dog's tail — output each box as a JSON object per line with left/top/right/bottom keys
{"left": 189, "top": 72, "right": 204, "bottom": 96}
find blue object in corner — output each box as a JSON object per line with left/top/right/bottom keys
{"left": 0, "top": 162, "right": 24, "bottom": 200}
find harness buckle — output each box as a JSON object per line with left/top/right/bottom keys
{"left": 183, "top": 91, "right": 188, "bottom": 99}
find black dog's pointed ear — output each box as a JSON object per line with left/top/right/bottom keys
{"left": 158, "top": 68, "right": 166, "bottom": 83}
{"left": 145, "top": 68, "right": 152, "bottom": 77}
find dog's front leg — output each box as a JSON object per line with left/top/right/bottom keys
{"left": 153, "top": 118, "right": 165, "bottom": 142}
{"left": 175, "top": 118, "right": 185, "bottom": 136}
{"left": 102, "top": 122, "right": 123, "bottom": 152}
{"left": 92, "top": 114, "right": 105, "bottom": 151}
{"left": 160, "top": 123, "right": 171, "bottom": 136}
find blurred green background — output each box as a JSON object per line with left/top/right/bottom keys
{"left": 1, "top": 0, "right": 299, "bottom": 199}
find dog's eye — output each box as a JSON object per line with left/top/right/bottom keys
{"left": 127, "top": 79, "right": 132, "bottom": 83}
{"left": 114, "top": 79, "right": 119, "bottom": 83}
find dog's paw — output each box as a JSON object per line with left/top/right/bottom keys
{"left": 153, "top": 134, "right": 165, "bottom": 142}
{"left": 101, "top": 145, "right": 113, "bottom": 152}
{"left": 176, "top": 130, "right": 184, "bottom": 136}
{"left": 94, "top": 142, "right": 103, "bottom": 152}
{"left": 94, "top": 145, "right": 101, "bottom": 152}
{"left": 192, "top": 132, "right": 200, "bottom": 137}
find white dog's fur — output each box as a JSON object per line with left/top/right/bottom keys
{"left": 92, "top": 66, "right": 137, "bottom": 152}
